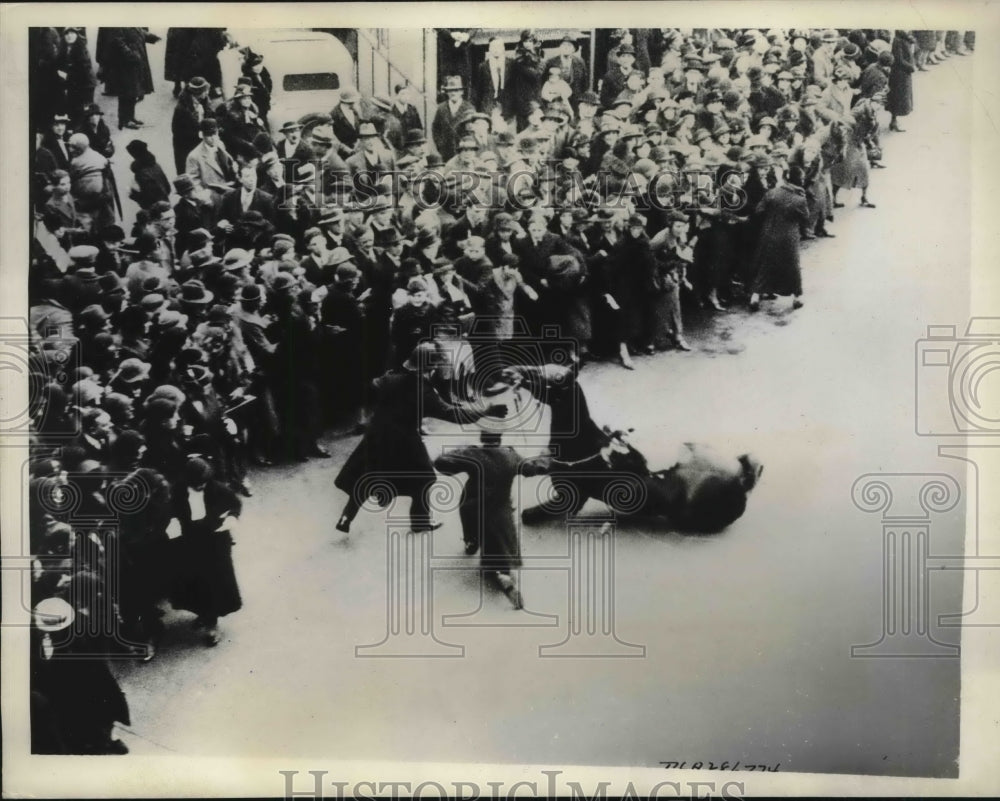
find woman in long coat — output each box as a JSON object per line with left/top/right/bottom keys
{"left": 164, "top": 28, "right": 194, "bottom": 95}
{"left": 748, "top": 166, "right": 810, "bottom": 311}
{"left": 104, "top": 27, "right": 158, "bottom": 130}
{"left": 887, "top": 31, "right": 916, "bottom": 130}
{"left": 830, "top": 94, "right": 881, "bottom": 208}
{"left": 58, "top": 28, "right": 96, "bottom": 121}
{"left": 169, "top": 457, "right": 243, "bottom": 646}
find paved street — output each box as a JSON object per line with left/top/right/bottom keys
{"left": 99, "top": 31, "right": 970, "bottom": 777}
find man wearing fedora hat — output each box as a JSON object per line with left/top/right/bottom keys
{"left": 547, "top": 35, "right": 589, "bottom": 109}
{"left": 346, "top": 121, "right": 396, "bottom": 178}
{"left": 173, "top": 176, "right": 214, "bottom": 253}
{"left": 275, "top": 119, "right": 313, "bottom": 181}
{"left": 812, "top": 29, "right": 840, "bottom": 89}
{"left": 600, "top": 42, "right": 637, "bottom": 108}
{"left": 387, "top": 83, "right": 423, "bottom": 147}
{"left": 400, "top": 127, "right": 430, "bottom": 169}
{"left": 331, "top": 87, "right": 363, "bottom": 156}
{"left": 433, "top": 75, "right": 476, "bottom": 162}
{"left": 219, "top": 162, "right": 277, "bottom": 232}
{"left": 185, "top": 117, "right": 238, "bottom": 203}
{"left": 171, "top": 75, "right": 212, "bottom": 174}
{"left": 306, "top": 123, "right": 351, "bottom": 191}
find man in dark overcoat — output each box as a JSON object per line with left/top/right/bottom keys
{"left": 334, "top": 341, "right": 508, "bottom": 535}
{"left": 432, "top": 75, "right": 476, "bottom": 162}
{"left": 103, "top": 27, "right": 160, "bottom": 130}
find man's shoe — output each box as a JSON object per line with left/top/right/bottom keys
{"left": 464, "top": 540, "right": 479, "bottom": 556}
{"left": 411, "top": 521, "right": 443, "bottom": 533}
{"left": 792, "top": 298, "right": 804, "bottom": 310}
{"left": 674, "top": 338, "right": 692, "bottom": 351}
{"left": 335, "top": 515, "right": 351, "bottom": 534}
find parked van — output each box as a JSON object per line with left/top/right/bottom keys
{"left": 223, "top": 29, "right": 356, "bottom": 133}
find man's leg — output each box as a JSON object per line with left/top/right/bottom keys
{"left": 410, "top": 480, "right": 442, "bottom": 532}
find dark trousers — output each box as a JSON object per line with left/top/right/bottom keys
{"left": 340, "top": 479, "right": 435, "bottom": 530}
{"left": 117, "top": 95, "right": 136, "bottom": 128}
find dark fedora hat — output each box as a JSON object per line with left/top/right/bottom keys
{"left": 180, "top": 280, "right": 214, "bottom": 305}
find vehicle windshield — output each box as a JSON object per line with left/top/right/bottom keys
{"left": 283, "top": 72, "right": 340, "bottom": 92}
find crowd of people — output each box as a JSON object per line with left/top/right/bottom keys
{"left": 26, "top": 24, "right": 972, "bottom": 754}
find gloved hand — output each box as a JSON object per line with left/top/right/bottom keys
{"left": 485, "top": 403, "right": 508, "bottom": 418}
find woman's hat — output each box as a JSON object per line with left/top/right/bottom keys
{"left": 117, "top": 357, "right": 152, "bottom": 384}
{"left": 327, "top": 247, "right": 354, "bottom": 267}
{"left": 188, "top": 76, "right": 210, "bottom": 95}
{"left": 335, "top": 263, "right": 361, "bottom": 285}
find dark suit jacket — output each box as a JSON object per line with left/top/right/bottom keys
{"left": 36, "top": 132, "right": 72, "bottom": 174}
{"left": 331, "top": 104, "right": 360, "bottom": 155}
{"left": 431, "top": 99, "right": 475, "bottom": 162}
{"left": 389, "top": 104, "right": 423, "bottom": 150}
{"left": 544, "top": 54, "right": 589, "bottom": 103}
{"left": 219, "top": 187, "right": 277, "bottom": 225}
{"left": 508, "top": 50, "right": 544, "bottom": 122}
{"left": 443, "top": 216, "right": 490, "bottom": 261}
{"left": 473, "top": 58, "right": 512, "bottom": 116}
{"left": 512, "top": 231, "right": 576, "bottom": 291}
{"left": 599, "top": 65, "right": 630, "bottom": 108}
{"left": 276, "top": 137, "right": 316, "bottom": 183}
{"left": 174, "top": 196, "right": 214, "bottom": 253}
